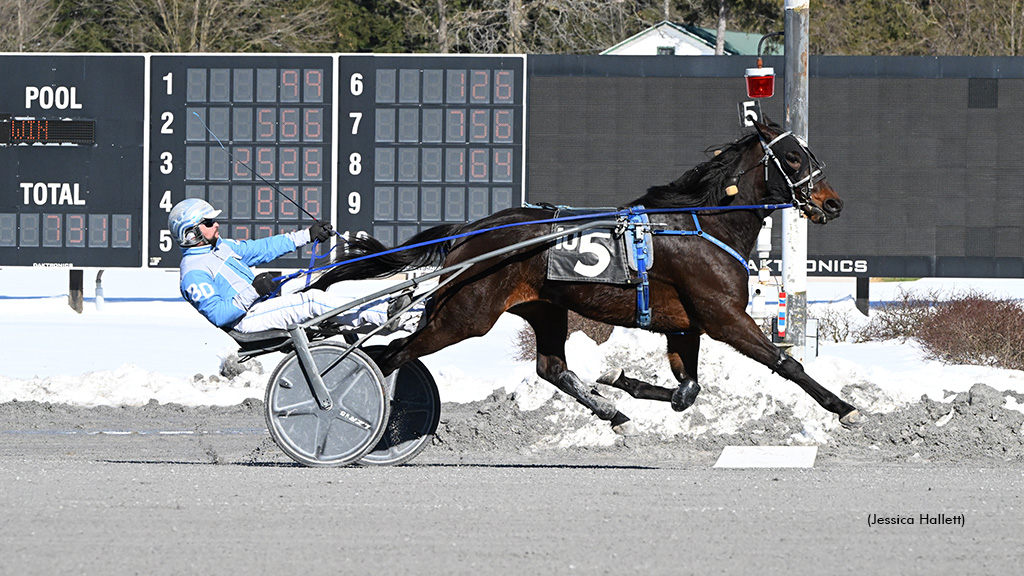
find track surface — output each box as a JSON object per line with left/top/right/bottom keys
{"left": 1, "top": 401, "right": 1021, "bottom": 575}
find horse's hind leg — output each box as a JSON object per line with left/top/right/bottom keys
{"left": 511, "top": 302, "right": 633, "bottom": 434}
{"left": 373, "top": 294, "right": 505, "bottom": 377}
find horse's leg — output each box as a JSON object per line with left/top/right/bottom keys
{"left": 594, "top": 333, "right": 702, "bottom": 412}
{"left": 666, "top": 333, "right": 703, "bottom": 412}
{"left": 706, "top": 311, "right": 861, "bottom": 428}
{"left": 512, "top": 302, "right": 634, "bottom": 435}
{"left": 596, "top": 368, "right": 674, "bottom": 402}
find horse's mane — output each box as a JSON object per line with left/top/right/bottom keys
{"left": 625, "top": 131, "right": 760, "bottom": 209}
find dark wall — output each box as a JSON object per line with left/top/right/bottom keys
{"left": 526, "top": 55, "right": 1024, "bottom": 277}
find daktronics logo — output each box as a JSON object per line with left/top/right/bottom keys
{"left": 749, "top": 259, "right": 869, "bottom": 274}
{"left": 807, "top": 259, "right": 868, "bottom": 274}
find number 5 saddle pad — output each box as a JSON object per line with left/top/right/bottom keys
{"left": 545, "top": 207, "right": 652, "bottom": 285}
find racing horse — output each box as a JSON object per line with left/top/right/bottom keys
{"left": 309, "top": 120, "right": 861, "bottom": 433}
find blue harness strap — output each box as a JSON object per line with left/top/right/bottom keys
{"left": 646, "top": 213, "right": 750, "bottom": 333}
{"left": 624, "top": 207, "right": 653, "bottom": 328}
{"left": 652, "top": 213, "right": 750, "bottom": 270}
{"left": 624, "top": 209, "right": 749, "bottom": 330}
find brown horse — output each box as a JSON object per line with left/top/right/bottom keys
{"left": 310, "top": 120, "right": 860, "bottom": 433}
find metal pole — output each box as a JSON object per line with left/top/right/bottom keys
{"left": 783, "top": 0, "right": 809, "bottom": 359}
{"left": 68, "top": 269, "right": 84, "bottom": 314}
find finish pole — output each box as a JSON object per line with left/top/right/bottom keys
{"left": 782, "top": 0, "right": 809, "bottom": 359}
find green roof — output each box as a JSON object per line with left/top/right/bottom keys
{"left": 698, "top": 26, "right": 783, "bottom": 56}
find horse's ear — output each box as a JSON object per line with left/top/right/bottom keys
{"left": 752, "top": 120, "right": 767, "bottom": 140}
{"left": 753, "top": 116, "right": 782, "bottom": 139}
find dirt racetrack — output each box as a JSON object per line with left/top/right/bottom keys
{"left": 2, "top": 389, "right": 1023, "bottom": 575}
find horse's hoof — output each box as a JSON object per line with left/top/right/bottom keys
{"left": 610, "top": 412, "right": 636, "bottom": 435}
{"left": 613, "top": 420, "right": 638, "bottom": 436}
{"left": 596, "top": 368, "right": 623, "bottom": 385}
{"left": 840, "top": 409, "right": 863, "bottom": 429}
{"left": 671, "top": 381, "right": 701, "bottom": 412}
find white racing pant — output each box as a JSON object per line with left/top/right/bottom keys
{"left": 233, "top": 289, "right": 399, "bottom": 333}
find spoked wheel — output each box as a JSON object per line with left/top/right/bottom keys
{"left": 358, "top": 345, "right": 441, "bottom": 466}
{"left": 265, "top": 342, "right": 389, "bottom": 467}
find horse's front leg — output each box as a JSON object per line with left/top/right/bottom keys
{"left": 595, "top": 332, "right": 701, "bottom": 412}
{"left": 705, "top": 309, "right": 861, "bottom": 428}
{"left": 666, "top": 332, "right": 702, "bottom": 411}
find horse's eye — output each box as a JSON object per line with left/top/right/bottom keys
{"left": 785, "top": 151, "right": 801, "bottom": 169}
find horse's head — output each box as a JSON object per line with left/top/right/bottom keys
{"left": 753, "top": 121, "right": 843, "bottom": 224}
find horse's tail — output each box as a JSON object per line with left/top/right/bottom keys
{"left": 306, "top": 223, "right": 463, "bottom": 290}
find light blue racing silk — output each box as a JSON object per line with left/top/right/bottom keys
{"left": 179, "top": 229, "right": 309, "bottom": 328}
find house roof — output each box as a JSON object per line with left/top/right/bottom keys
{"left": 602, "top": 20, "right": 782, "bottom": 56}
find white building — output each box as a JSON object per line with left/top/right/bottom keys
{"left": 603, "top": 20, "right": 781, "bottom": 56}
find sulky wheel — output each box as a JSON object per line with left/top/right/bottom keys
{"left": 358, "top": 345, "right": 441, "bottom": 466}
{"left": 265, "top": 342, "right": 389, "bottom": 467}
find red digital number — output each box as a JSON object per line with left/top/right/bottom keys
{"left": 447, "top": 110, "right": 465, "bottom": 141}
{"left": 67, "top": 214, "right": 86, "bottom": 247}
{"left": 281, "top": 69, "right": 300, "bottom": 101}
{"left": 470, "top": 109, "right": 489, "bottom": 142}
{"left": 304, "top": 108, "right": 322, "bottom": 141}
{"left": 280, "top": 108, "right": 300, "bottom": 141}
{"left": 280, "top": 147, "right": 299, "bottom": 180}
{"left": 256, "top": 147, "right": 275, "bottom": 178}
{"left": 494, "top": 110, "right": 514, "bottom": 143}
{"left": 471, "top": 70, "right": 490, "bottom": 102}
{"left": 279, "top": 186, "right": 299, "bottom": 219}
{"left": 304, "top": 69, "right": 323, "bottom": 101}
{"left": 233, "top": 147, "right": 252, "bottom": 179}
{"left": 230, "top": 225, "right": 251, "bottom": 241}
{"left": 303, "top": 148, "right": 322, "bottom": 180}
{"left": 303, "top": 186, "right": 322, "bottom": 219}
{"left": 470, "top": 149, "right": 489, "bottom": 181}
{"left": 256, "top": 186, "right": 275, "bottom": 218}
{"left": 257, "top": 108, "right": 275, "bottom": 140}
{"left": 43, "top": 214, "right": 61, "bottom": 247}
{"left": 493, "top": 149, "right": 513, "bottom": 182}
{"left": 255, "top": 224, "right": 275, "bottom": 239}
{"left": 112, "top": 215, "right": 131, "bottom": 248}
{"left": 495, "top": 70, "right": 514, "bottom": 103}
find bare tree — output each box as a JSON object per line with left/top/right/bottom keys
{"left": 86, "top": 0, "right": 333, "bottom": 52}
{"left": 0, "top": 0, "right": 78, "bottom": 51}
{"left": 391, "top": 0, "right": 455, "bottom": 52}
{"left": 714, "top": 0, "right": 727, "bottom": 55}
{"left": 394, "top": 0, "right": 655, "bottom": 54}
{"left": 903, "top": 0, "right": 1024, "bottom": 55}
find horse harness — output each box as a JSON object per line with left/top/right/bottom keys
{"left": 626, "top": 208, "right": 750, "bottom": 329}
{"left": 758, "top": 130, "right": 825, "bottom": 212}
{"left": 542, "top": 131, "right": 824, "bottom": 330}
{"left": 546, "top": 206, "right": 749, "bottom": 329}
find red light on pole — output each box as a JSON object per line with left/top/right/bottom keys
{"left": 745, "top": 66, "right": 775, "bottom": 98}
{"left": 747, "top": 32, "right": 783, "bottom": 99}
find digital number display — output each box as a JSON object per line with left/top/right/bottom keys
{"left": 149, "top": 55, "right": 333, "bottom": 268}
{"left": 338, "top": 56, "right": 524, "bottom": 246}
{"left": 0, "top": 54, "right": 144, "bottom": 267}
{"left": 0, "top": 212, "right": 131, "bottom": 249}
{"left": 1, "top": 116, "right": 96, "bottom": 146}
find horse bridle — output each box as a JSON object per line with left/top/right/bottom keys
{"left": 757, "top": 131, "right": 826, "bottom": 213}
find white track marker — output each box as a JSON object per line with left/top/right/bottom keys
{"left": 713, "top": 445, "right": 817, "bottom": 468}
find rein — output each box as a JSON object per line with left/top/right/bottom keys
{"left": 274, "top": 202, "right": 794, "bottom": 287}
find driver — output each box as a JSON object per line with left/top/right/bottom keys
{"left": 168, "top": 198, "right": 419, "bottom": 334}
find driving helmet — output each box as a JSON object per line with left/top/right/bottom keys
{"left": 168, "top": 198, "right": 222, "bottom": 247}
